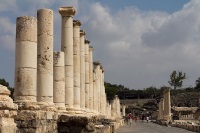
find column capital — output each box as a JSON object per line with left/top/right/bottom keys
{"left": 100, "top": 65, "right": 104, "bottom": 72}
{"left": 80, "top": 30, "right": 86, "bottom": 36}
{"left": 73, "top": 20, "right": 81, "bottom": 27}
{"left": 89, "top": 46, "right": 94, "bottom": 51}
{"left": 93, "top": 61, "right": 101, "bottom": 66}
{"left": 85, "top": 39, "right": 90, "bottom": 44}
{"left": 58, "top": 7, "right": 76, "bottom": 17}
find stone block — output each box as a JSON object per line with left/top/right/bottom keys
{"left": 46, "top": 112, "right": 54, "bottom": 120}
{"left": 15, "top": 41, "right": 37, "bottom": 68}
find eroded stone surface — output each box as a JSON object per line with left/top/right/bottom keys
{"left": 15, "top": 16, "right": 37, "bottom": 102}
{"left": 37, "top": 8, "right": 54, "bottom": 104}
{"left": 0, "top": 86, "right": 18, "bottom": 133}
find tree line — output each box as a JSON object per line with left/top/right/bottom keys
{"left": 105, "top": 70, "right": 200, "bottom": 103}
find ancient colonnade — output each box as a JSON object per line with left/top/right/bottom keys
{"left": 13, "top": 6, "right": 120, "bottom": 116}
{"left": 0, "top": 6, "right": 124, "bottom": 133}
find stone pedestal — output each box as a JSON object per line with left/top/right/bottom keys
{"left": 14, "top": 16, "right": 37, "bottom": 102}
{"left": 85, "top": 39, "right": 90, "bottom": 112}
{"left": 73, "top": 20, "right": 82, "bottom": 113}
{"left": 89, "top": 46, "right": 94, "bottom": 112}
{"left": 37, "top": 9, "right": 54, "bottom": 103}
{"left": 0, "top": 85, "right": 18, "bottom": 133}
{"left": 80, "top": 30, "right": 86, "bottom": 112}
{"left": 59, "top": 7, "right": 76, "bottom": 112}
{"left": 53, "top": 51, "right": 65, "bottom": 110}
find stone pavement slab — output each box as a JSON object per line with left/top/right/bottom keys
{"left": 116, "top": 120, "right": 194, "bottom": 133}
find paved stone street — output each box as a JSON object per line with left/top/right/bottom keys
{"left": 116, "top": 120, "right": 194, "bottom": 133}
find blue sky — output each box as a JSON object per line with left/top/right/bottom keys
{"left": 1, "top": 0, "right": 200, "bottom": 89}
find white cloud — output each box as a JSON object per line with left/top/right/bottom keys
{"left": 77, "top": 0, "right": 200, "bottom": 88}
{"left": 0, "top": 17, "right": 15, "bottom": 51}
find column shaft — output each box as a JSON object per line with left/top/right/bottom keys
{"left": 99, "top": 67, "right": 102, "bottom": 113}
{"left": 93, "top": 62, "right": 101, "bottom": 113}
{"left": 85, "top": 39, "right": 90, "bottom": 111}
{"left": 122, "top": 105, "right": 126, "bottom": 117}
{"left": 80, "top": 30, "right": 86, "bottom": 111}
{"left": 163, "top": 89, "right": 171, "bottom": 121}
{"left": 53, "top": 51, "right": 65, "bottom": 110}
{"left": 37, "top": 9, "right": 54, "bottom": 103}
{"left": 89, "top": 46, "right": 94, "bottom": 111}
{"left": 93, "top": 71, "right": 98, "bottom": 113}
{"left": 158, "top": 98, "right": 164, "bottom": 119}
{"left": 14, "top": 16, "right": 37, "bottom": 102}
{"left": 73, "top": 20, "right": 81, "bottom": 110}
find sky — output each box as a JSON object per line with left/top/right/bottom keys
{"left": 1, "top": 0, "right": 200, "bottom": 90}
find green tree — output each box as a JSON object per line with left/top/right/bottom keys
{"left": 168, "top": 70, "right": 186, "bottom": 90}
{"left": 143, "top": 86, "right": 158, "bottom": 98}
{"left": 195, "top": 77, "right": 200, "bottom": 89}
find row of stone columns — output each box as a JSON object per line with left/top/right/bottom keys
{"left": 14, "top": 7, "right": 113, "bottom": 116}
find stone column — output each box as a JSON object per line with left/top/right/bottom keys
{"left": 158, "top": 98, "right": 164, "bottom": 119}
{"left": 53, "top": 51, "right": 65, "bottom": 110}
{"left": 163, "top": 89, "right": 171, "bottom": 121}
{"left": 93, "top": 62, "right": 101, "bottom": 113}
{"left": 101, "top": 67, "right": 106, "bottom": 115}
{"left": 37, "top": 9, "right": 54, "bottom": 103}
{"left": 80, "top": 30, "right": 86, "bottom": 111}
{"left": 14, "top": 16, "right": 37, "bottom": 102}
{"left": 59, "top": 7, "right": 76, "bottom": 111}
{"left": 89, "top": 46, "right": 94, "bottom": 112}
{"left": 93, "top": 70, "right": 98, "bottom": 113}
{"left": 99, "top": 66, "right": 102, "bottom": 113}
{"left": 73, "top": 20, "right": 81, "bottom": 112}
{"left": 111, "top": 95, "right": 121, "bottom": 118}
{"left": 122, "top": 105, "right": 126, "bottom": 117}
{"left": 106, "top": 102, "right": 111, "bottom": 118}
{"left": 85, "top": 39, "right": 90, "bottom": 112}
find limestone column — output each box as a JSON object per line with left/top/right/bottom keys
{"left": 99, "top": 66, "right": 102, "bottom": 113}
{"left": 85, "top": 39, "right": 90, "bottom": 112}
{"left": 93, "top": 62, "right": 101, "bottom": 113}
{"left": 122, "top": 105, "right": 126, "bottom": 117}
{"left": 93, "top": 70, "right": 98, "bottom": 113}
{"left": 158, "top": 98, "right": 164, "bottom": 119}
{"left": 80, "top": 30, "right": 86, "bottom": 111}
{"left": 14, "top": 16, "right": 37, "bottom": 102}
{"left": 73, "top": 20, "right": 81, "bottom": 111}
{"left": 37, "top": 9, "right": 54, "bottom": 103}
{"left": 101, "top": 67, "right": 106, "bottom": 115}
{"left": 163, "top": 89, "right": 171, "bottom": 121}
{"left": 111, "top": 98, "right": 116, "bottom": 118}
{"left": 53, "top": 51, "right": 65, "bottom": 110}
{"left": 89, "top": 46, "right": 94, "bottom": 112}
{"left": 59, "top": 7, "right": 76, "bottom": 110}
